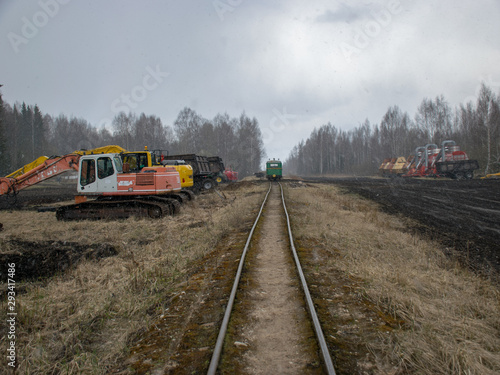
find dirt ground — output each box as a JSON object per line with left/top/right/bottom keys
{"left": 0, "top": 240, "right": 117, "bottom": 281}
{"left": 0, "top": 183, "right": 76, "bottom": 211}
{"left": 5, "top": 176, "right": 499, "bottom": 279}
{"left": 304, "top": 177, "right": 500, "bottom": 280}
{"left": 1, "top": 177, "right": 498, "bottom": 374}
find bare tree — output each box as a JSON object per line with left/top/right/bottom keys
{"left": 173, "top": 107, "right": 202, "bottom": 153}
{"left": 476, "top": 84, "right": 500, "bottom": 174}
{"left": 235, "top": 113, "right": 264, "bottom": 177}
{"left": 380, "top": 105, "right": 411, "bottom": 157}
{"left": 112, "top": 112, "right": 136, "bottom": 150}
{"left": 213, "top": 112, "right": 237, "bottom": 164}
{"left": 415, "top": 96, "right": 452, "bottom": 143}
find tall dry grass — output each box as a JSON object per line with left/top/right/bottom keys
{"left": 0, "top": 183, "right": 266, "bottom": 373}
{"left": 286, "top": 183, "right": 500, "bottom": 375}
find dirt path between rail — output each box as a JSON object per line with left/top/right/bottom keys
{"left": 225, "top": 184, "right": 322, "bottom": 374}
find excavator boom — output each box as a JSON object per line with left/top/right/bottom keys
{"left": 0, "top": 154, "right": 80, "bottom": 195}
{"left": 0, "top": 146, "right": 129, "bottom": 196}
{"left": 6, "top": 156, "right": 49, "bottom": 179}
{"left": 73, "top": 145, "right": 127, "bottom": 156}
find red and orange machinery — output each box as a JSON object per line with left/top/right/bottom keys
{"left": 404, "top": 140, "right": 479, "bottom": 179}
{"left": 379, "top": 140, "right": 479, "bottom": 180}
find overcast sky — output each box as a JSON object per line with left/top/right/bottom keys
{"left": 1, "top": 0, "right": 500, "bottom": 162}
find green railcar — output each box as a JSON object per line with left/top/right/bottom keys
{"left": 266, "top": 159, "right": 282, "bottom": 180}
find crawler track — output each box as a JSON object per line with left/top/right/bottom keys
{"left": 207, "top": 182, "right": 336, "bottom": 374}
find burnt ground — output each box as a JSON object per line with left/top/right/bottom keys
{"left": 0, "top": 183, "right": 116, "bottom": 285}
{"left": 0, "top": 185, "right": 76, "bottom": 211}
{"left": 304, "top": 177, "right": 500, "bottom": 280}
{"left": 0, "top": 240, "right": 117, "bottom": 282}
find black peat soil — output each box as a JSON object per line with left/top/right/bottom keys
{"left": 305, "top": 177, "right": 500, "bottom": 279}
{"left": 0, "top": 185, "right": 76, "bottom": 210}
{"left": 0, "top": 240, "right": 117, "bottom": 282}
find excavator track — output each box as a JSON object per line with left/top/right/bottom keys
{"left": 142, "top": 196, "right": 181, "bottom": 215}
{"left": 164, "top": 190, "right": 196, "bottom": 205}
{"left": 179, "top": 189, "right": 196, "bottom": 201}
{"left": 55, "top": 198, "right": 178, "bottom": 221}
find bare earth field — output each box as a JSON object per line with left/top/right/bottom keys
{"left": 304, "top": 177, "right": 500, "bottom": 279}
{"left": 0, "top": 177, "right": 499, "bottom": 374}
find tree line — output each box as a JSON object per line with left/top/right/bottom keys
{"left": 286, "top": 84, "right": 500, "bottom": 176}
{"left": 0, "top": 93, "right": 264, "bottom": 178}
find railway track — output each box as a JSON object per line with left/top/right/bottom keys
{"left": 207, "top": 182, "right": 336, "bottom": 374}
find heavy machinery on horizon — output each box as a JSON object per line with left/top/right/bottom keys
{"left": 379, "top": 140, "right": 479, "bottom": 180}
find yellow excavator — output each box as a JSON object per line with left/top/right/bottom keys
{"left": 120, "top": 147, "right": 195, "bottom": 200}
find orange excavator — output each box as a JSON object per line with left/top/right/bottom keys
{"left": 0, "top": 146, "right": 185, "bottom": 220}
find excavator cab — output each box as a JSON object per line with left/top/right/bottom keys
{"left": 78, "top": 155, "right": 123, "bottom": 194}
{"left": 121, "top": 152, "right": 150, "bottom": 173}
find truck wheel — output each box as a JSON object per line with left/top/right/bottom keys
{"left": 465, "top": 171, "right": 473, "bottom": 180}
{"left": 203, "top": 179, "right": 215, "bottom": 190}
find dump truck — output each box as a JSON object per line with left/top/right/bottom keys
{"left": 162, "top": 154, "right": 220, "bottom": 191}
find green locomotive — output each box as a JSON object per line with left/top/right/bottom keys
{"left": 266, "top": 159, "right": 282, "bottom": 180}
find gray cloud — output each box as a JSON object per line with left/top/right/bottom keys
{"left": 316, "top": 4, "right": 367, "bottom": 24}
{"left": 1, "top": 0, "right": 499, "bottom": 162}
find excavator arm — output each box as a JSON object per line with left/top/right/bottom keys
{"left": 0, "top": 154, "right": 80, "bottom": 196}
{"left": 0, "top": 145, "right": 127, "bottom": 196}
{"left": 6, "top": 156, "right": 50, "bottom": 179}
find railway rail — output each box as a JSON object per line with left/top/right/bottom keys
{"left": 207, "top": 182, "right": 336, "bottom": 374}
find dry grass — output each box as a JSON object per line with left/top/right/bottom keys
{"left": 0, "top": 183, "right": 265, "bottom": 374}
{"left": 286, "top": 183, "right": 500, "bottom": 375}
